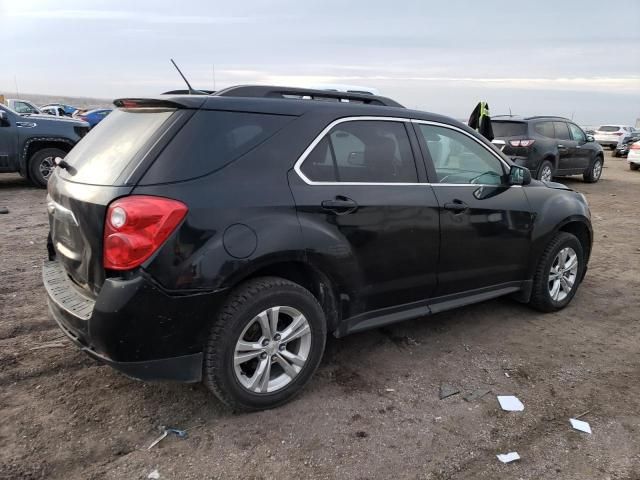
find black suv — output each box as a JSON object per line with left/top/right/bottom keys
{"left": 44, "top": 87, "right": 592, "bottom": 411}
{"left": 0, "top": 103, "right": 90, "bottom": 187}
{"left": 491, "top": 116, "right": 604, "bottom": 183}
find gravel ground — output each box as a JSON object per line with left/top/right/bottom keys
{"left": 1, "top": 151, "right": 639, "bottom": 480}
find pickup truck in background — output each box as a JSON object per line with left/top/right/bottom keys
{"left": 0, "top": 103, "right": 89, "bottom": 187}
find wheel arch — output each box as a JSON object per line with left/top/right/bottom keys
{"left": 21, "top": 137, "right": 74, "bottom": 178}
{"left": 221, "top": 258, "right": 341, "bottom": 333}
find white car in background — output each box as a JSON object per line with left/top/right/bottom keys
{"left": 594, "top": 125, "right": 636, "bottom": 150}
{"left": 628, "top": 141, "right": 640, "bottom": 171}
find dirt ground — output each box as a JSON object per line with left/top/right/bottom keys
{"left": 1, "top": 152, "right": 639, "bottom": 480}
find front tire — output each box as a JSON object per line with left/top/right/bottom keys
{"left": 29, "top": 148, "right": 67, "bottom": 188}
{"left": 529, "top": 232, "right": 584, "bottom": 312}
{"left": 583, "top": 156, "right": 603, "bottom": 183}
{"left": 204, "top": 277, "right": 327, "bottom": 411}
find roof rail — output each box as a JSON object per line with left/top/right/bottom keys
{"left": 213, "top": 85, "right": 404, "bottom": 108}
{"left": 525, "top": 115, "right": 571, "bottom": 121}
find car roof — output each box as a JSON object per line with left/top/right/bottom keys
{"left": 114, "top": 93, "right": 463, "bottom": 127}
{"left": 492, "top": 115, "right": 572, "bottom": 122}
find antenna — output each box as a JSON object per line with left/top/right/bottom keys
{"left": 509, "top": 107, "right": 512, "bottom": 116}
{"left": 170, "top": 59, "right": 195, "bottom": 95}
{"left": 14, "top": 75, "right": 20, "bottom": 98}
{"left": 212, "top": 64, "right": 216, "bottom": 91}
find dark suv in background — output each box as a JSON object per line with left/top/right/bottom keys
{"left": 44, "top": 87, "right": 592, "bottom": 411}
{"left": 491, "top": 116, "right": 604, "bottom": 183}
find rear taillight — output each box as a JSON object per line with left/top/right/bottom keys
{"left": 103, "top": 196, "right": 188, "bottom": 270}
{"left": 615, "top": 132, "right": 623, "bottom": 136}
{"left": 630, "top": 143, "right": 640, "bottom": 150}
{"left": 509, "top": 139, "right": 535, "bottom": 147}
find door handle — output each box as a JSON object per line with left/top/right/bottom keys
{"left": 321, "top": 196, "right": 358, "bottom": 215}
{"left": 443, "top": 200, "right": 468, "bottom": 213}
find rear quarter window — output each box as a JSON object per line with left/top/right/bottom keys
{"left": 140, "top": 110, "right": 294, "bottom": 184}
{"left": 491, "top": 121, "right": 527, "bottom": 137}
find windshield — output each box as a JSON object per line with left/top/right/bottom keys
{"left": 491, "top": 121, "right": 527, "bottom": 138}
{"left": 59, "top": 108, "right": 175, "bottom": 185}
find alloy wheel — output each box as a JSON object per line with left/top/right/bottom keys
{"left": 592, "top": 160, "right": 602, "bottom": 180}
{"left": 39, "top": 156, "right": 55, "bottom": 181}
{"left": 548, "top": 247, "right": 579, "bottom": 302}
{"left": 540, "top": 165, "right": 552, "bottom": 182}
{"left": 233, "top": 306, "right": 312, "bottom": 393}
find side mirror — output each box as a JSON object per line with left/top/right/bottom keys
{"left": 0, "top": 111, "right": 8, "bottom": 126}
{"left": 586, "top": 135, "right": 594, "bottom": 142}
{"left": 508, "top": 165, "right": 531, "bottom": 186}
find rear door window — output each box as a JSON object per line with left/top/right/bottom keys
{"left": 552, "top": 122, "right": 571, "bottom": 140}
{"left": 141, "top": 110, "right": 294, "bottom": 184}
{"left": 299, "top": 120, "right": 418, "bottom": 183}
{"left": 491, "top": 121, "right": 527, "bottom": 137}
{"left": 60, "top": 108, "right": 175, "bottom": 185}
{"left": 534, "top": 121, "right": 555, "bottom": 138}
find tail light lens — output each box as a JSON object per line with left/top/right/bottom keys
{"left": 509, "top": 139, "right": 535, "bottom": 147}
{"left": 630, "top": 143, "right": 640, "bottom": 150}
{"left": 615, "top": 132, "right": 623, "bottom": 136}
{"left": 104, "top": 196, "right": 188, "bottom": 270}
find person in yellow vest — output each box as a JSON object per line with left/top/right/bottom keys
{"left": 468, "top": 101, "right": 494, "bottom": 141}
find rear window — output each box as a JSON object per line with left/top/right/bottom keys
{"left": 140, "top": 110, "right": 293, "bottom": 184}
{"left": 491, "top": 121, "right": 527, "bottom": 138}
{"left": 60, "top": 108, "right": 175, "bottom": 185}
{"left": 598, "top": 125, "right": 620, "bottom": 132}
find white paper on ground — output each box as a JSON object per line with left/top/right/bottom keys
{"left": 496, "top": 452, "right": 520, "bottom": 463}
{"left": 497, "top": 395, "right": 524, "bottom": 411}
{"left": 570, "top": 418, "right": 592, "bottom": 434}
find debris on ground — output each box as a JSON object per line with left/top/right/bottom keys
{"left": 496, "top": 452, "right": 520, "bottom": 463}
{"left": 497, "top": 395, "right": 524, "bottom": 411}
{"left": 385, "top": 388, "right": 395, "bottom": 392}
{"left": 0, "top": 207, "right": 8, "bottom": 214}
{"left": 148, "top": 469, "right": 160, "bottom": 479}
{"left": 570, "top": 418, "right": 592, "bottom": 434}
{"left": 463, "top": 388, "right": 491, "bottom": 402}
{"left": 147, "top": 427, "right": 188, "bottom": 450}
{"left": 439, "top": 384, "right": 460, "bottom": 400}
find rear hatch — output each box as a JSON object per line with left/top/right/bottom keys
{"left": 47, "top": 101, "right": 193, "bottom": 296}
{"left": 491, "top": 120, "right": 530, "bottom": 157}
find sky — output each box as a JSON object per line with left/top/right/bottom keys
{"left": 1, "top": 0, "right": 639, "bottom": 125}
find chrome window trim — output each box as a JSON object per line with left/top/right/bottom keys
{"left": 293, "top": 116, "right": 512, "bottom": 187}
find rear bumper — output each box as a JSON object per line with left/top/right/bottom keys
{"left": 44, "top": 260, "right": 227, "bottom": 382}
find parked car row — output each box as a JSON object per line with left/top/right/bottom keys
{"left": 2, "top": 98, "right": 111, "bottom": 128}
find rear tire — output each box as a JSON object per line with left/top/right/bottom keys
{"left": 203, "top": 277, "right": 327, "bottom": 411}
{"left": 529, "top": 232, "right": 584, "bottom": 312}
{"left": 29, "top": 148, "right": 66, "bottom": 188}
{"left": 537, "top": 160, "right": 554, "bottom": 182}
{"left": 609, "top": 145, "right": 616, "bottom": 150}
{"left": 583, "top": 156, "right": 603, "bottom": 183}
{"left": 630, "top": 163, "right": 640, "bottom": 171}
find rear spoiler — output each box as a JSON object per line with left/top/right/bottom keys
{"left": 113, "top": 97, "right": 206, "bottom": 109}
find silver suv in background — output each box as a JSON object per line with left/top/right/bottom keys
{"left": 594, "top": 125, "right": 636, "bottom": 150}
